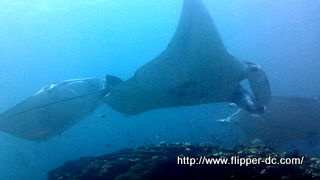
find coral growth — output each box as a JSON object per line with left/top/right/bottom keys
{"left": 48, "top": 142, "right": 320, "bottom": 180}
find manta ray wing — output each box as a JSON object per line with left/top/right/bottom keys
{"left": 225, "top": 97, "right": 320, "bottom": 147}
{"left": 0, "top": 78, "right": 107, "bottom": 141}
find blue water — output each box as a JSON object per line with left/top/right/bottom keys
{"left": 0, "top": 0, "right": 319, "bottom": 179}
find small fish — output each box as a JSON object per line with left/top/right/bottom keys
{"left": 98, "top": 115, "right": 106, "bottom": 118}
{"left": 29, "top": 131, "right": 48, "bottom": 139}
{"left": 155, "top": 134, "right": 161, "bottom": 139}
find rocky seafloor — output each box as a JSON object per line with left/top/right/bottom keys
{"left": 48, "top": 142, "right": 320, "bottom": 180}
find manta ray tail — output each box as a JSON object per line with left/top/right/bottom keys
{"left": 105, "top": 75, "right": 124, "bottom": 91}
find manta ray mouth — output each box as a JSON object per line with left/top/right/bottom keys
{"left": 229, "top": 85, "right": 265, "bottom": 116}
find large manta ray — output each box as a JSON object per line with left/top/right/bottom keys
{"left": 218, "top": 97, "right": 320, "bottom": 147}
{"left": 103, "top": 0, "right": 271, "bottom": 115}
{"left": 0, "top": 0, "right": 270, "bottom": 141}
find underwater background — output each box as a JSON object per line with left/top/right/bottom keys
{"left": 0, "top": 0, "right": 319, "bottom": 179}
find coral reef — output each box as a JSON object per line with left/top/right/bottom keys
{"left": 48, "top": 142, "right": 320, "bottom": 180}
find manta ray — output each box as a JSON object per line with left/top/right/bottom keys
{"left": 0, "top": 0, "right": 270, "bottom": 141}
{"left": 103, "top": 0, "right": 271, "bottom": 115}
{"left": 0, "top": 78, "right": 110, "bottom": 141}
{"left": 218, "top": 97, "right": 320, "bottom": 147}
